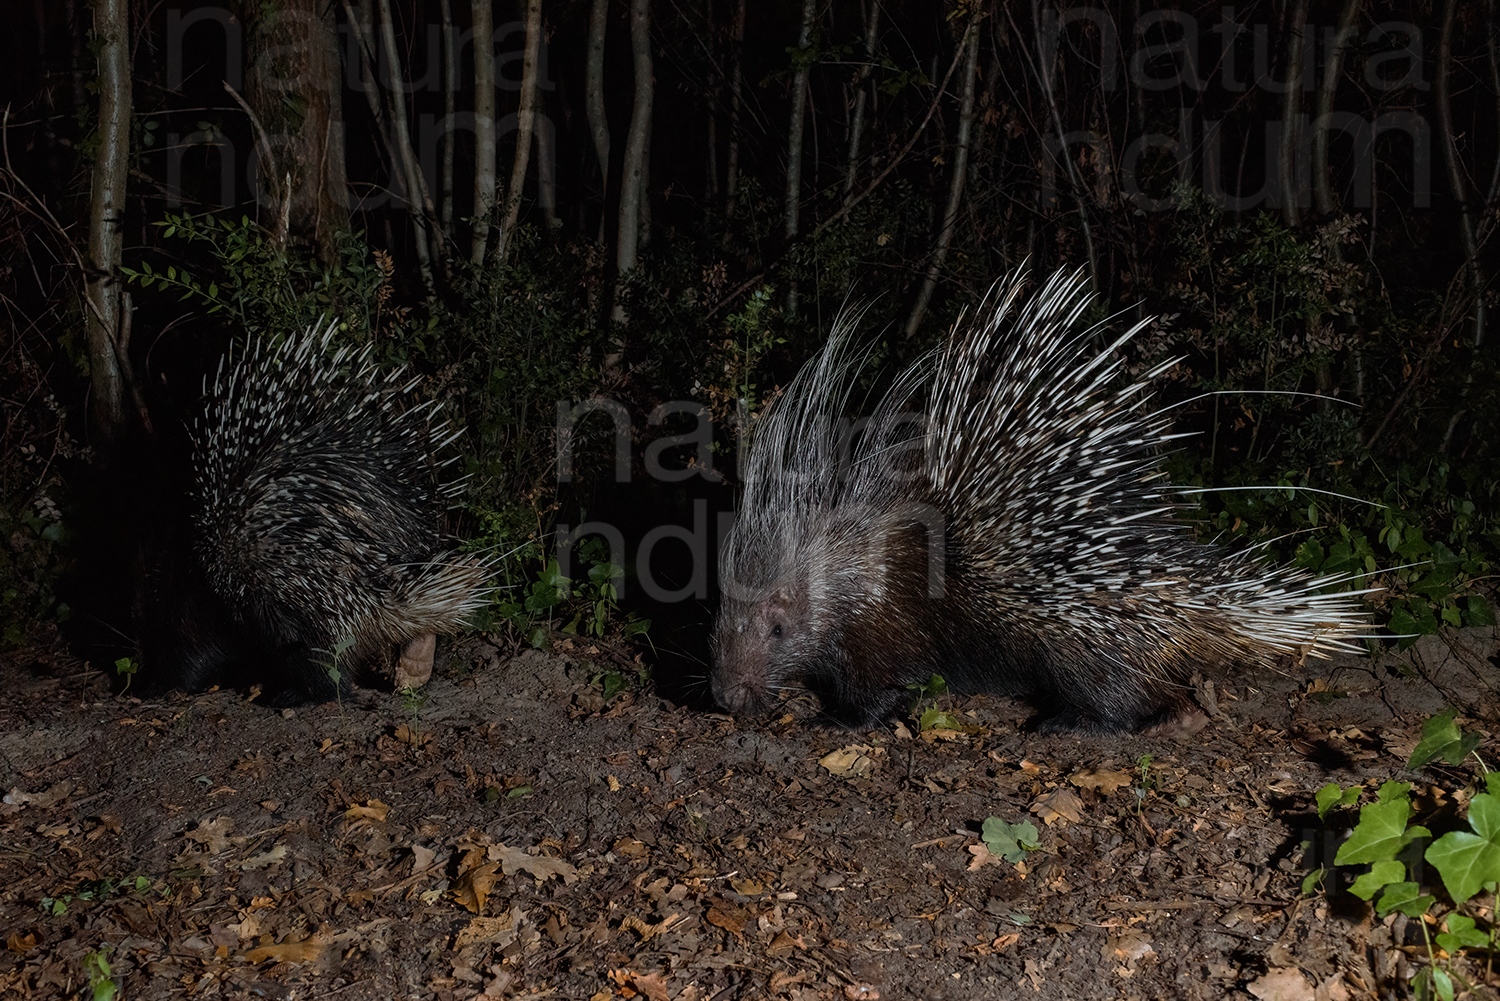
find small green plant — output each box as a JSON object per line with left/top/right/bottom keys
{"left": 905, "top": 674, "right": 965, "bottom": 732}
{"left": 398, "top": 685, "right": 428, "bottom": 726}
{"left": 494, "top": 540, "right": 650, "bottom": 650}
{"left": 1307, "top": 712, "right": 1500, "bottom": 1000}
{"left": 981, "top": 816, "right": 1040, "bottom": 864}
{"left": 83, "top": 947, "right": 117, "bottom": 1001}
{"left": 40, "top": 875, "right": 152, "bottom": 917}
{"left": 114, "top": 656, "right": 138, "bottom": 693}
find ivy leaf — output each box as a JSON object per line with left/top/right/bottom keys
{"left": 1347, "top": 859, "right": 1406, "bottom": 901}
{"left": 1334, "top": 784, "right": 1429, "bottom": 865}
{"left": 1374, "top": 881, "right": 1434, "bottom": 918}
{"left": 1426, "top": 793, "right": 1500, "bottom": 905}
{"left": 1315, "top": 782, "right": 1361, "bottom": 821}
{"left": 981, "top": 817, "right": 1040, "bottom": 864}
{"left": 1435, "top": 913, "right": 1490, "bottom": 954}
{"left": 1408, "top": 710, "right": 1480, "bottom": 769}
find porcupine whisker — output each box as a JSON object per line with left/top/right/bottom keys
{"left": 1175, "top": 484, "right": 1386, "bottom": 509}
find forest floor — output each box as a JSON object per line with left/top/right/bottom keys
{"left": 3, "top": 627, "right": 1500, "bottom": 1001}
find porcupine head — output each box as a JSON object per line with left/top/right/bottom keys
{"left": 711, "top": 321, "right": 940, "bottom": 726}
{"left": 710, "top": 268, "right": 1373, "bottom": 732}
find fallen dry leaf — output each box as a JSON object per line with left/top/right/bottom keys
{"left": 345, "top": 799, "right": 390, "bottom": 825}
{"left": 239, "top": 844, "right": 287, "bottom": 870}
{"left": 611, "top": 837, "right": 649, "bottom": 861}
{"left": 1031, "top": 787, "right": 1084, "bottom": 826}
{"left": 243, "top": 930, "right": 328, "bottom": 965}
{"left": 454, "top": 909, "right": 524, "bottom": 950}
{"left": 1105, "top": 927, "right": 1157, "bottom": 972}
{"left": 185, "top": 816, "right": 235, "bottom": 854}
{"left": 619, "top": 912, "right": 684, "bottom": 942}
{"left": 488, "top": 843, "right": 579, "bottom": 884}
{"left": 2, "top": 781, "right": 74, "bottom": 810}
{"left": 765, "top": 930, "right": 805, "bottom": 957}
{"left": 1070, "top": 768, "right": 1134, "bottom": 795}
{"left": 706, "top": 901, "right": 749, "bottom": 935}
{"left": 967, "top": 842, "right": 1002, "bottom": 871}
{"left": 819, "top": 745, "right": 880, "bottom": 778}
{"left": 1247, "top": 967, "right": 1316, "bottom": 1001}
{"left": 452, "top": 860, "right": 501, "bottom": 915}
{"left": 729, "top": 876, "right": 765, "bottom": 896}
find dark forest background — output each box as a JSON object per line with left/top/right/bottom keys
{"left": 0, "top": 0, "right": 1496, "bottom": 670}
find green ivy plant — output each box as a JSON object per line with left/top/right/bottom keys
{"left": 1306, "top": 711, "right": 1500, "bottom": 1000}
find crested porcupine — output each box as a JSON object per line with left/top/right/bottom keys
{"left": 137, "top": 316, "right": 491, "bottom": 702}
{"left": 710, "top": 268, "right": 1371, "bottom": 734}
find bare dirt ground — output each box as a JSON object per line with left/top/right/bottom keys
{"left": 3, "top": 628, "right": 1499, "bottom": 1001}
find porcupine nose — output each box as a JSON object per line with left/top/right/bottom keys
{"left": 710, "top": 667, "right": 764, "bottom": 715}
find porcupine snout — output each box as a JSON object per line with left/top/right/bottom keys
{"left": 709, "top": 585, "right": 809, "bottom": 715}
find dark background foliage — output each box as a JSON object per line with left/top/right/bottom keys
{"left": 0, "top": 0, "right": 1495, "bottom": 666}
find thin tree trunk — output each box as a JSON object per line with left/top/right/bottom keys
{"left": 85, "top": 0, "right": 131, "bottom": 445}
{"left": 343, "top": 0, "right": 395, "bottom": 177}
{"left": 471, "top": 0, "right": 496, "bottom": 264}
{"left": 244, "top": 0, "right": 349, "bottom": 262}
{"left": 783, "top": 0, "right": 816, "bottom": 313}
{"left": 1019, "top": 1, "right": 1097, "bottom": 287}
{"left": 586, "top": 0, "right": 610, "bottom": 242}
{"left": 616, "top": 0, "right": 653, "bottom": 279}
{"left": 439, "top": 0, "right": 457, "bottom": 240}
{"left": 1313, "top": 0, "right": 1360, "bottom": 215}
{"left": 783, "top": 0, "right": 816, "bottom": 241}
{"left": 843, "top": 0, "right": 881, "bottom": 203}
{"left": 1438, "top": 0, "right": 1486, "bottom": 346}
{"left": 1487, "top": 0, "right": 1500, "bottom": 203}
{"left": 499, "top": 0, "right": 543, "bottom": 263}
{"left": 375, "top": 0, "right": 435, "bottom": 290}
{"left": 537, "top": 112, "right": 558, "bottom": 232}
{"left": 724, "top": 0, "right": 746, "bottom": 220}
{"left": 1278, "top": 0, "right": 1308, "bottom": 227}
{"left": 905, "top": 19, "right": 978, "bottom": 338}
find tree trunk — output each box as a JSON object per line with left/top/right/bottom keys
{"left": 782, "top": 0, "right": 816, "bottom": 313}
{"left": 242, "top": 0, "right": 348, "bottom": 262}
{"left": 1438, "top": 0, "right": 1486, "bottom": 347}
{"left": 843, "top": 0, "right": 881, "bottom": 203}
{"left": 904, "top": 19, "right": 978, "bottom": 338}
{"left": 471, "top": 0, "right": 496, "bottom": 264}
{"left": 85, "top": 0, "right": 131, "bottom": 446}
{"left": 782, "top": 0, "right": 816, "bottom": 241}
{"left": 439, "top": 0, "right": 457, "bottom": 240}
{"left": 616, "top": 0, "right": 653, "bottom": 279}
{"left": 1021, "top": 1, "right": 1096, "bottom": 287}
{"left": 1312, "top": 0, "right": 1360, "bottom": 216}
{"left": 1278, "top": 0, "right": 1308, "bottom": 227}
{"left": 724, "top": 0, "right": 745, "bottom": 220}
{"left": 375, "top": 0, "right": 435, "bottom": 290}
{"left": 586, "top": 0, "right": 611, "bottom": 241}
{"left": 499, "top": 0, "right": 543, "bottom": 263}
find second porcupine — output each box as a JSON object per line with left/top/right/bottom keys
{"left": 139, "top": 316, "right": 492, "bottom": 702}
{"left": 710, "top": 268, "right": 1371, "bottom": 733}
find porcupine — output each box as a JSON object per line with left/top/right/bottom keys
{"left": 710, "top": 268, "right": 1371, "bottom": 733}
{"left": 137, "top": 316, "right": 491, "bottom": 703}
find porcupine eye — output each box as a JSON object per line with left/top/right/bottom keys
{"left": 771, "top": 624, "right": 783, "bottom": 639}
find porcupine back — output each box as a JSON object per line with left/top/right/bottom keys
{"left": 179, "top": 316, "right": 490, "bottom": 700}
{"left": 711, "top": 268, "right": 1371, "bottom": 732}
